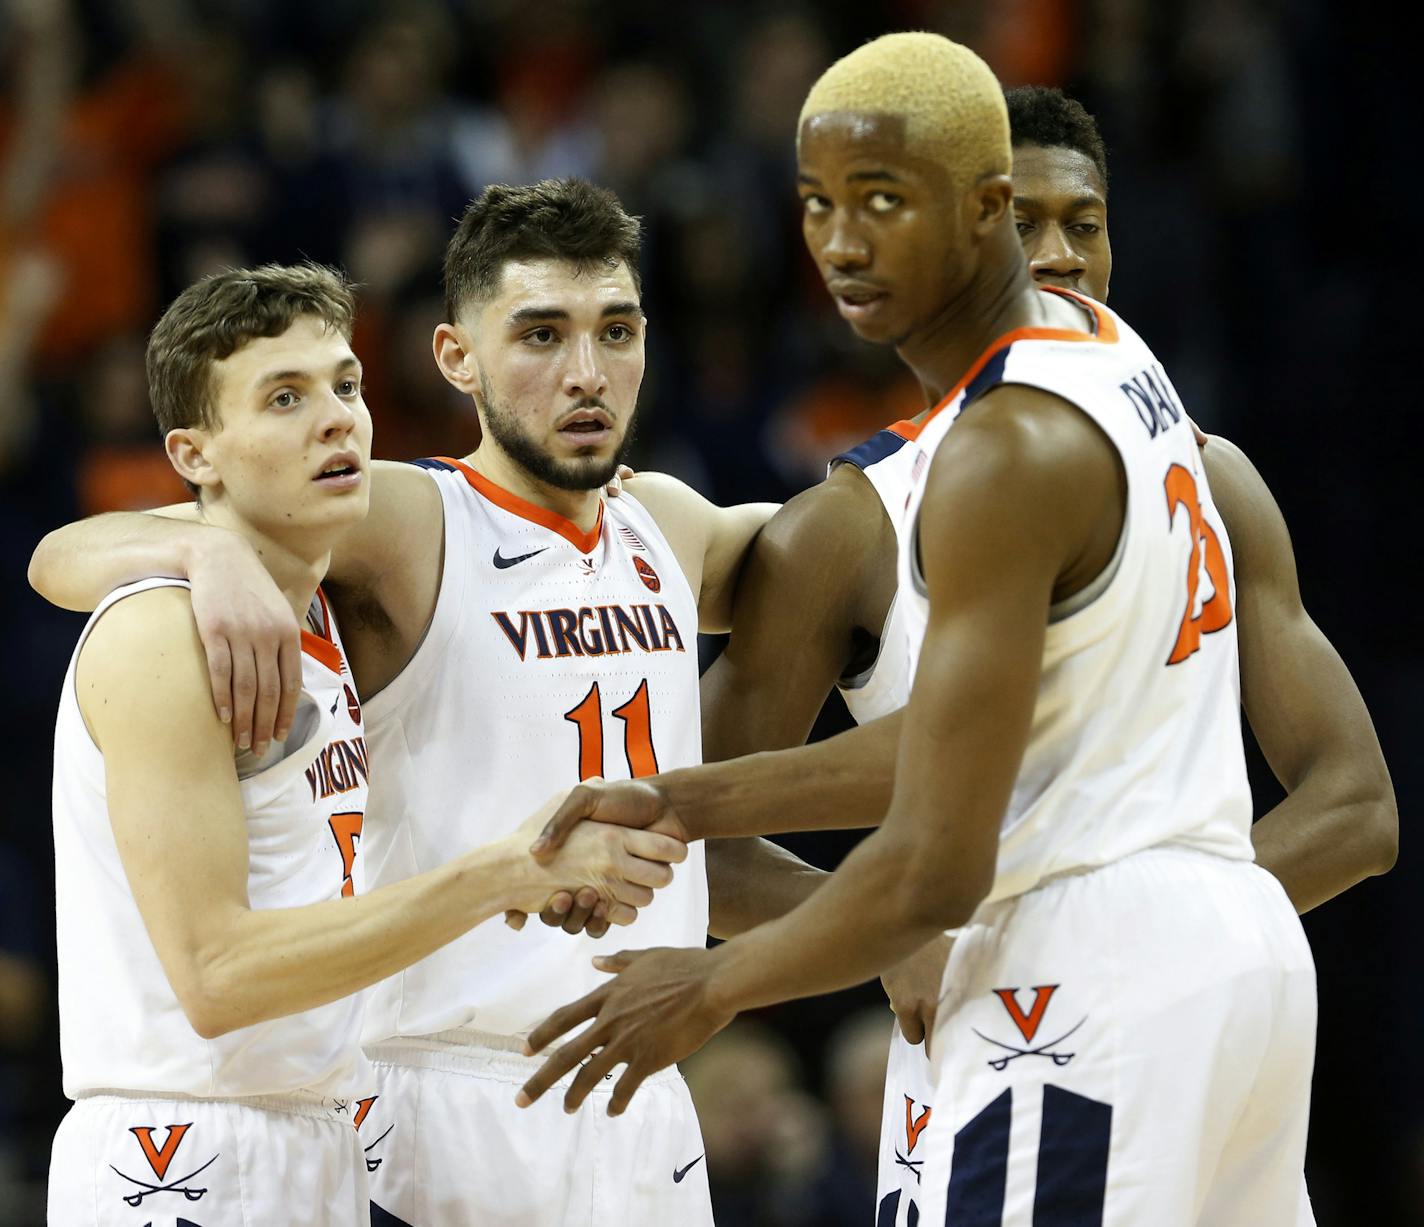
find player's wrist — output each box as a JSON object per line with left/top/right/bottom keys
{"left": 182, "top": 521, "right": 250, "bottom": 580}
{"left": 701, "top": 939, "right": 756, "bottom": 1018}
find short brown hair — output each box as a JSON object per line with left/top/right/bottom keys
{"left": 443, "top": 179, "right": 642, "bottom": 324}
{"left": 146, "top": 263, "right": 356, "bottom": 437}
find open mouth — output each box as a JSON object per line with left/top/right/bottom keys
{"left": 314, "top": 454, "right": 362, "bottom": 488}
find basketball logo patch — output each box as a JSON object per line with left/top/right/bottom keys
{"left": 634, "top": 556, "right": 661, "bottom": 593}
{"left": 345, "top": 685, "right": 361, "bottom": 725}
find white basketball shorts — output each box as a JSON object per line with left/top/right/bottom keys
{"left": 877, "top": 1023, "right": 939, "bottom": 1226}
{"left": 916, "top": 846, "right": 1317, "bottom": 1227}
{"left": 48, "top": 1089, "right": 369, "bottom": 1226}
{"left": 361, "top": 1030, "right": 714, "bottom": 1226}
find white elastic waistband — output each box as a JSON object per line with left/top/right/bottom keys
{"left": 73, "top": 1087, "right": 355, "bottom": 1121}
{"left": 366, "top": 1029, "right": 683, "bottom": 1092}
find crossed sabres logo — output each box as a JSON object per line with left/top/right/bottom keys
{"left": 973, "top": 984, "right": 1088, "bottom": 1071}
{"left": 893, "top": 1096, "right": 933, "bottom": 1184}
{"left": 110, "top": 1124, "right": 217, "bottom": 1208}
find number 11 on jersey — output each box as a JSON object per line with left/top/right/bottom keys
{"left": 564, "top": 679, "right": 660, "bottom": 780}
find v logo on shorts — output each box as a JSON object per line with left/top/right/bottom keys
{"left": 111, "top": 1124, "right": 220, "bottom": 1208}
{"left": 994, "top": 985, "right": 1058, "bottom": 1043}
{"left": 131, "top": 1125, "right": 190, "bottom": 1181}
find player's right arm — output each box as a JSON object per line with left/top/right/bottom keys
{"left": 79, "top": 586, "right": 687, "bottom": 1040}
{"left": 699, "top": 468, "right": 894, "bottom": 937}
{"left": 28, "top": 459, "right": 441, "bottom": 755}
{"left": 1204, "top": 437, "right": 1397, "bottom": 911}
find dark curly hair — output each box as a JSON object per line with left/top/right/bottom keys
{"left": 1004, "top": 86, "right": 1109, "bottom": 188}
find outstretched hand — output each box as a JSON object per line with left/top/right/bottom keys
{"left": 516, "top": 946, "right": 734, "bottom": 1116}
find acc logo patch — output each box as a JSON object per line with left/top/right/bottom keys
{"left": 634, "top": 556, "right": 661, "bottom": 593}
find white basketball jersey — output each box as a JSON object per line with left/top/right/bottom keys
{"left": 52, "top": 579, "right": 372, "bottom": 1100}
{"left": 829, "top": 421, "right": 923, "bottom": 723}
{"left": 361, "top": 459, "right": 708, "bottom": 1041}
{"left": 899, "top": 288, "right": 1254, "bottom": 906}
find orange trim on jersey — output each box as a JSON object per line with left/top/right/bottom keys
{"left": 301, "top": 586, "right": 342, "bottom": 673}
{"left": 433, "top": 456, "right": 604, "bottom": 555}
{"left": 1040, "top": 284, "right": 1120, "bottom": 344}
{"left": 301, "top": 631, "right": 342, "bottom": 674}
{"left": 886, "top": 418, "right": 926, "bottom": 442}
{"left": 921, "top": 288, "right": 1118, "bottom": 428}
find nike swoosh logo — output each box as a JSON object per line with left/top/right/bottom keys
{"left": 673, "top": 1154, "right": 704, "bottom": 1183}
{"left": 492, "top": 547, "right": 549, "bottom": 569}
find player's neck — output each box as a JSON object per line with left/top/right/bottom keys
{"left": 898, "top": 235, "right": 1059, "bottom": 405}
{"left": 199, "top": 504, "right": 334, "bottom": 623}
{"left": 462, "top": 445, "right": 602, "bottom": 534}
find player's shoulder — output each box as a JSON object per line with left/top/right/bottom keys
{"left": 1199, "top": 434, "right": 1266, "bottom": 510}
{"left": 76, "top": 587, "right": 211, "bottom": 720}
{"left": 767, "top": 462, "right": 888, "bottom": 552}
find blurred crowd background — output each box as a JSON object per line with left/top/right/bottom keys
{"left": 0, "top": 0, "right": 1414, "bottom": 1222}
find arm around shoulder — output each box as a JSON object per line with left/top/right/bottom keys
{"left": 29, "top": 503, "right": 206, "bottom": 612}
{"left": 621, "top": 472, "right": 777, "bottom": 633}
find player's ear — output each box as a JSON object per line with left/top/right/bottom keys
{"left": 433, "top": 322, "right": 480, "bottom": 395}
{"left": 969, "top": 175, "right": 1013, "bottom": 237}
{"left": 165, "top": 427, "right": 219, "bottom": 492}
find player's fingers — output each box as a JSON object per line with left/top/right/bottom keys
{"left": 617, "top": 853, "right": 674, "bottom": 892}
{"left": 620, "top": 828, "right": 688, "bottom": 865}
{"left": 537, "top": 892, "right": 575, "bottom": 927}
{"left": 609, "top": 1061, "right": 651, "bottom": 1117}
{"left": 564, "top": 1043, "right": 622, "bottom": 1113}
{"left": 562, "top": 900, "right": 598, "bottom": 934}
{"left": 273, "top": 633, "right": 303, "bottom": 744}
{"left": 250, "top": 638, "right": 284, "bottom": 757}
{"left": 559, "top": 888, "right": 599, "bottom": 934}
{"left": 229, "top": 645, "right": 258, "bottom": 751}
{"left": 600, "top": 901, "right": 638, "bottom": 927}
{"left": 584, "top": 911, "right": 612, "bottom": 938}
{"left": 590, "top": 949, "right": 640, "bottom": 975}
{"left": 606, "top": 879, "right": 655, "bottom": 909}
{"left": 524, "top": 991, "right": 605, "bottom": 1057}
{"left": 531, "top": 780, "right": 603, "bottom": 859}
{"left": 517, "top": 1023, "right": 605, "bottom": 1106}
{"left": 204, "top": 638, "right": 234, "bottom": 726}
{"left": 504, "top": 909, "right": 528, "bottom": 930}
{"left": 896, "top": 1010, "right": 926, "bottom": 1046}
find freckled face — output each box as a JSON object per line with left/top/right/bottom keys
{"left": 1011, "top": 143, "right": 1111, "bottom": 301}
{"left": 797, "top": 112, "right": 966, "bottom": 347}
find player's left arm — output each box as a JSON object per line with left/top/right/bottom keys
{"left": 519, "top": 389, "right": 1116, "bottom": 1113}
{"left": 1204, "top": 437, "right": 1397, "bottom": 911}
{"left": 619, "top": 472, "right": 777, "bottom": 633}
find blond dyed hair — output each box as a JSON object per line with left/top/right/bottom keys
{"left": 798, "top": 32, "right": 1011, "bottom": 191}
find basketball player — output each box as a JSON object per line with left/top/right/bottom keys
{"left": 42, "top": 263, "right": 690, "bottom": 1226}
{"left": 518, "top": 35, "right": 1336, "bottom": 1222}
{"left": 686, "top": 83, "right": 1396, "bottom": 1225}
{"left": 30, "top": 181, "right": 771, "bottom": 1225}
